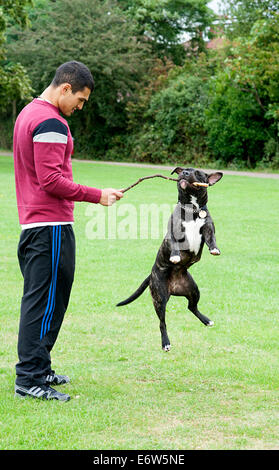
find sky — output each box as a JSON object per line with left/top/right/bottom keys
{"left": 207, "top": 0, "right": 222, "bottom": 14}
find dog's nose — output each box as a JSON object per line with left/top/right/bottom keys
{"left": 182, "top": 170, "right": 190, "bottom": 177}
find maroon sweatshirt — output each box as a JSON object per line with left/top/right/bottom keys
{"left": 13, "top": 98, "right": 102, "bottom": 226}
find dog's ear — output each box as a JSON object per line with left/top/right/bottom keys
{"left": 207, "top": 172, "right": 223, "bottom": 186}
{"left": 171, "top": 167, "right": 184, "bottom": 175}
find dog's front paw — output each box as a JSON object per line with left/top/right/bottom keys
{"left": 170, "top": 255, "right": 181, "bottom": 264}
{"left": 210, "top": 248, "right": 220, "bottom": 256}
{"left": 163, "top": 344, "right": 171, "bottom": 352}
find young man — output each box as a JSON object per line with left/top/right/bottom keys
{"left": 13, "top": 61, "right": 123, "bottom": 401}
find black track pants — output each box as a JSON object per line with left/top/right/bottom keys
{"left": 15, "top": 225, "right": 75, "bottom": 387}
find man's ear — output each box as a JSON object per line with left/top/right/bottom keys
{"left": 61, "top": 82, "right": 72, "bottom": 95}
{"left": 207, "top": 172, "right": 223, "bottom": 186}
{"left": 171, "top": 167, "right": 184, "bottom": 175}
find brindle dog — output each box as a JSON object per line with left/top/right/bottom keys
{"left": 117, "top": 167, "right": 223, "bottom": 351}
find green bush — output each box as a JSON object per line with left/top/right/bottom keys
{"left": 126, "top": 59, "right": 211, "bottom": 165}
{"left": 205, "top": 76, "right": 267, "bottom": 167}
{"left": 204, "top": 14, "right": 279, "bottom": 167}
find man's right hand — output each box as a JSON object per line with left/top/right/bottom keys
{"left": 99, "top": 188, "right": 124, "bottom": 206}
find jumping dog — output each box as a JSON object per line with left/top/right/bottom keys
{"left": 117, "top": 167, "right": 223, "bottom": 350}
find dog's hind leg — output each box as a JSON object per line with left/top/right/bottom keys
{"left": 184, "top": 271, "right": 214, "bottom": 327}
{"left": 150, "top": 273, "right": 171, "bottom": 351}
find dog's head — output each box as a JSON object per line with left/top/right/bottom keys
{"left": 171, "top": 167, "right": 223, "bottom": 190}
{"left": 171, "top": 167, "right": 223, "bottom": 203}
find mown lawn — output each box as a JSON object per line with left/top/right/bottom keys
{"left": 0, "top": 154, "right": 279, "bottom": 450}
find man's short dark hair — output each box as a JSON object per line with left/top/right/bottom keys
{"left": 51, "top": 61, "right": 94, "bottom": 93}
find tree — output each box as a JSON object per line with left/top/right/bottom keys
{"left": 0, "top": 0, "right": 34, "bottom": 137}
{"left": 7, "top": 0, "right": 152, "bottom": 155}
{"left": 220, "top": 0, "right": 279, "bottom": 39}
{"left": 125, "top": 54, "right": 212, "bottom": 164}
{"left": 205, "top": 13, "right": 279, "bottom": 166}
{"left": 205, "top": 80, "right": 267, "bottom": 166}
{"left": 0, "top": 63, "right": 33, "bottom": 123}
{"left": 0, "top": 0, "right": 33, "bottom": 58}
{"left": 117, "top": 0, "right": 214, "bottom": 64}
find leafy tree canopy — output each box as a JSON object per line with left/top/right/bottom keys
{"left": 221, "top": 0, "right": 279, "bottom": 38}
{"left": 7, "top": 0, "right": 152, "bottom": 153}
{"left": 0, "top": 0, "right": 33, "bottom": 58}
{"left": 116, "top": 0, "right": 214, "bottom": 63}
{"left": 0, "top": 0, "right": 34, "bottom": 117}
{"left": 205, "top": 12, "right": 279, "bottom": 166}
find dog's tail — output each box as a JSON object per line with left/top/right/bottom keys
{"left": 116, "top": 275, "right": 151, "bottom": 306}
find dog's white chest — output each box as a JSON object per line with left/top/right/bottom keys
{"left": 182, "top": 217, "right": 205, "bottom": 255}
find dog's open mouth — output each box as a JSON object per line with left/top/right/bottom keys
{"left": 179, "top": 179, "right": 188, "bottom": 189}
{"left": 179, "top": 179, "right": 209, "bottom": 189}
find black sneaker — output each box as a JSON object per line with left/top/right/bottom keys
{"left": 45, "top": 373, "right": 70, "bottom": 386}
{"left": 15, "top": 384, "right": 70, "bottom": 401}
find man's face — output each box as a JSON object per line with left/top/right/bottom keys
{"left": 58, "top": 84, "right": 91, "bottom": 116}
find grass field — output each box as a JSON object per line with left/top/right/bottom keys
{"left": 0, "top": 154, "right": 279, "bottom": 450}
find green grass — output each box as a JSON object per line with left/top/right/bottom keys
{"left": 1, "top": 154, "right": 279, "bottom": 450}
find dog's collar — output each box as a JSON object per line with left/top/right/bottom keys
{"left": 178, "top": 202, "right": 208, "bottom": 219}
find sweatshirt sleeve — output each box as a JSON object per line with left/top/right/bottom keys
{"left": 33, "top": 118, "right": 102, "bottom": 203}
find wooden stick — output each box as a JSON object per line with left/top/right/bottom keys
{"left": 121, "top": 174, "right": 178, "bottom": 193}
{"left": 192, "top": 182, "right": 209, "bottom": 187}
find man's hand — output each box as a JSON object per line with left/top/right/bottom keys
{"left": 99, "top": 188, "right": 124, "bottom": 206}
